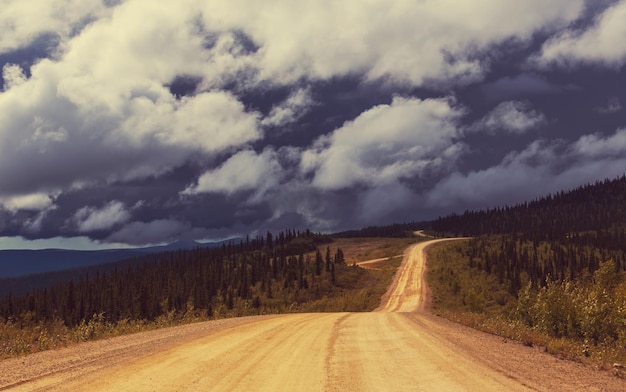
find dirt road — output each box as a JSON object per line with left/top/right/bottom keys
{"left": 2, "top": 239, "right": 624, "bottom": 391}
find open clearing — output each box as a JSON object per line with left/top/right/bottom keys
{"left": 1, "top": 239, "right": 624, "bottom": 391}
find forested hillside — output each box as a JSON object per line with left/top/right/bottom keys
{"left": 2, "top": 229, "right": 407, "bottom": 357}
{"left": 428, "top": 175, "right": 626, "bottom": 363}
{"left": 0, "top": 230, "right": 345, "bottom": 328}
{"left": 332, "top": 222, "right": 424, "bottom": 238}
{"left": 431, "top": 175, "right": 626, "bottom": 241}
{"left": 430, "top": 176, "right": 626, "bottom": 286}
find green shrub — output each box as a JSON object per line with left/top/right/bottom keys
{"left": 429, "top": 242, "right": 626, "bottom": 365}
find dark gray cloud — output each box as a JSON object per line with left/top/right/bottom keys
{"left": 479, "top": 73, "right": 572, "bottom": 103}
{"left": 426, "top": 130, "right": 626, "bottom": 213}
{"left": 595, "top": 97, "right": 622, "bottom": 114}
{"left": 107, "top": 219, "right": 193, "bottom": 246}
{"left": 1, "top": 0, "right": 625, "bottom": 248}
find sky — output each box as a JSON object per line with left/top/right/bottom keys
{"left": 0, "top": 0, "right": 625, "bottom": 249}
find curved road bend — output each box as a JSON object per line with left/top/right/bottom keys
{"left": 4, "top": 238, "right": 623, "bottom": 391}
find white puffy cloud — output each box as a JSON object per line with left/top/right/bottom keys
{"left": 301, "top": 97, "right": 464, "bottom": 190}
{"left": 1, "top": 0, "right": 610, "bottom": 246}
{"left": 2, "top": 64, "right": 27, "bottom": 90}
{"left": 261, "top": 88, "right": 313, "bottom": 128}
{"left": 0, "top": 192, "right": 53, "bottom": 212}
{"left": 71, "top": 201, "right": 130, "bottom": 232}
{"left": 0, "top": 0, "right": 261, "bottom": 194}
{"left": 183, "top": 149, "right": 281, "bottom": 200}
{"left": 198, "top": 0, "right": 585, "bottom": 86}
{"left": 0, "top": 0, "right": 587, "bottom": 198}
{"left": 0, "top": 0, "right": 110, "bottom": 54}
{"left": 572, "top": 128, "right": 626, "bottom": 157}
{"left": 0, "top": 192, "right": 58, "bottom": 235}
{"left": 468, "top": 101, "right": 546, "bottom": 134}
{"left": 535, "top": 1, "right": 626, "bottom": 68}
{"left": 114, "top": 91, "right": 260, "bottom": 153}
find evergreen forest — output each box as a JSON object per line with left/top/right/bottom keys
{"left": 0, "top": 230, "right": 403, "bottom": 357}
{"left": 427, "top": 175, "right": 626, "bottom": 363}
{"left": 430, "top": 175, "right": 626, "bottom": 289}
{"left": 0, "top": 231, "right": 348, "bottom": 326}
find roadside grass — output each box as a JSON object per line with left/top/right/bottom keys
{"left": 427, "top": 241, "right": 626, "bottom": 371}
{"left": 0, "top": 306, "right": 212, "bottom": 359}
{"left": 298, "top": 256, "right": 402, "bottom": 313}
{"left": 325, "top": 237, "right": 422, "bottom": 265}
{"left": 0, "top": 239, "right": 409, "bottom": 360}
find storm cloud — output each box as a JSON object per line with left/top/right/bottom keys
{"left": 0, "top": 0, "right": 625, "bottom": 248}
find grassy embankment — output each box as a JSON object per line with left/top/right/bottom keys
{"left": 427, "top": 239, "right": 626, "bottom": 372}
{"left": 0, "top": 237, "right": 416, "bottom": 359}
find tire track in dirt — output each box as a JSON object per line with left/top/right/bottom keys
{"left": 2, "top": 239, "right": 625, "bottom": 391}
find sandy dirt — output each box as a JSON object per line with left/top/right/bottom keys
{"left": 1, "top": 239, "right": 624, "bottom": 391}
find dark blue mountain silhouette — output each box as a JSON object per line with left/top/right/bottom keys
{"left": 0, "top": 239, "right": 239, "bottom": 279}
{"left": 0, "top": 239, "right": 241, "bottom": 297}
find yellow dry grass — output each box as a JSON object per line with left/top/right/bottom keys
{"left": 324, "top": 237, "right": 421, "bottom": 265}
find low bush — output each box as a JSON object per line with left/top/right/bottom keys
{"left": 428, "top": 241, "right": 626, "bottom": 366}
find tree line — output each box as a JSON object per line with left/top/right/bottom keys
{"left": 332, "top": 222, "right": 424, "bottom": 238}
{"left": 0, "top": 230, "right": 346, "bottom": 328}
{"left": 430, "top": 175, "right": 626, "bottom": 288}
{"left": 430, "top": 175, "right": 626, "bottom": 242}
{"left": 427, "top": 175, "right": 626, "bottom": 350}
{"left": 462, "top": 231, "right": 625, "bottom": 296}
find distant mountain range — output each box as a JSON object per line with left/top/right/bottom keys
{"left": 0, "top": 239, "right": 239, "bottom": 279}
{"left": 0, "top": 239, "right": 242, "bottom": 297}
